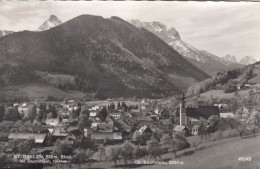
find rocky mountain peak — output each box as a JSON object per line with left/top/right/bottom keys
{"left": 129, "top": 19, "right": 180, "bottom": 40}
{"left": 222, "top": 54, "right": 238, "bottom": 63}
{"left": 38, "top": 15, "right": 62, "bottom": 31}
{"left": 239, "top": 56, "right": 257, "bottom": 65}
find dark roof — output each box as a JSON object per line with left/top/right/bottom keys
{"left": 29, "top": 126, "right": 48, "bottom": 133}
{"left": 186, "top": 106, "right": 220, "bottom": 119}
{"left": 70, "top": 130, "right": 82, "bottom": 137}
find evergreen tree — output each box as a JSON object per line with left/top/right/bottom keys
{"left": 26, "top": 105, "right": 37, "bottom": 122}
{"left": 4, "top": 107, "right": 20, "bottom": 121}
{"left": 0, "top": 104, "right": 5, "bottom": 122}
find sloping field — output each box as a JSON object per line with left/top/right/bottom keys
{"left": 139, "top": 135, "right": 260, "bottom": 169}
{"left": 0, "top": 83, "right": 84, "bottom": 101}
{"left": 200, "top": 89, "right": 251, "bottom": 99}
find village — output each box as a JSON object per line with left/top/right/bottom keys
{"left": 0, "top": 87, "right": 259, "bottom": 168}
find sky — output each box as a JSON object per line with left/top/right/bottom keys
{"left": 0, "top": 1, "right": 259, "bottom": 61}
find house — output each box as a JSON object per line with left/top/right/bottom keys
{"left": 8, "top": 133, "right": 47, "bottom": 145}
{"left": 244, "top": 84, "right": 250, "bottom": 88}
{"left": 45, "top": 118, "right": 60, "bottom": 126}
{"left": 138, "top": 125, "right": 153, "bottom": 137}
{"left": 52, "top": 126, "right": 69, "bottom": 138}
{"left": 220, "top": 112, "right": 234, "bottom": 118}
{"left": 61, "top": 119, "right": 78, "bottom": 126}
{"left": 173, "top": 125, "right": 190, "bottom": 136}
{"left": 158, "top": 109, "right": 170, "bottom": 119}
{"left": 110, "top": 113, "right": 121, "bottom": 120}
{"left": 214, "top": 104, "right": 228, "bottom": 109}
{"left": 84, "top": 128, "right": 94, "bottom": 138}
{"left": 191, "top": 125, "right": 200, "bottom": 135}
{"left": 91, "top": 123, "right": 114, "bottom": 132}
{"left": 65, "top": 129, "right": 83, "bottom": 145}
{"left": 90, "top": 112, "right": 97, "bottom": 117}
{"left": 91, "top": 132, "right": 122, "bottom": 144}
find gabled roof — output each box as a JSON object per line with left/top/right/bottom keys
{"left": 91, "top": 123, "right": 114, "bottom": 132}
{"left": 192, "top": 125, "right": 200, "bottom": 130}
{"left": 8, "top": 133, "right": 46, "bottom": 143}
{"left": 186, "top": 106, "right": 220, "bottom": 119}
{"left": 139, "top": 125, "right": 153, "bottom": 135}
{"left": 91, "top": 132, "right": 122, "bottom": 140}
{"left": 173, "top": 125, "right": 189, "bottom": 132}
{"left": 97, "top": 123, "right": 113, "bottom": 132}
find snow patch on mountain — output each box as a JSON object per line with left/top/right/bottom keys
{"left": 239, "top": 56, "right": 258, "bottom": 65}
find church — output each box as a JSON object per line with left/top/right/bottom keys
{"left": 173, "top": 94, "right": 220, "bottom": 136}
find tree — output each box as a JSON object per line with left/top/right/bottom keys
{"left": 78, "top": 114, "right": 91, "bottom": 132}
{"left": 72, "top": 149, "right": 92, "bottom": 169}
{"left": 54, "top": 140, "right": 74, "bottom": 156}
{"left": 36, "top": 110, "right": 44, "bottom": 122}
{"left": 147, "top": 138, "right": 162, "bottom": 160}
{"left": 133, "top": 146, "right": 148, "bottom": 160}
{"left": 161, "top": 133, "right": 189, "bottom": 157}
{"left": 224, "top": 80, "right": 237, "bottom": 93}
{"left": 80, "top": 106, "right": 90, "bottom": 117}
{"left": 3, "top": 107, "right": 20, "bottom": 121}
{"left": 107, "top": 146, "right": 122, "bottom": 166}
{"left": 98, "top": 146, "right": 106, "bottom": 161}
{"left": 161, "top": 134, "right": 178, "bottom": 157}
{"left": 98, "top": 107, "right": 108, "bottom": 122}
{"left": 121, "top": 102, "right": 128, "bottom": 111}
{"left": 120, "top": 142, "right": 135, "bottom": 166}
{"left": 244, "top": 67, "right": 254, "bottom": 80}
{"left": 46, "top": 133, "right": 55, "bottom": 146}
{"left": 110, "top": 103, "right": 115, "bottom": 110}
{"left": 117, "top": 102, "right": 121, "bottom": 109}
{"left": 0, "top": 154, "right": 11, "bottom": 168}
{"left": 48, "top": 104, "right": 57, "bottom": 118}
{"left": 151, "top": 130, "right": 162, "bottom": 142}
{"left": 133, "top": 130, "right": 147, "bottom": 145}
{"left": 25, "top": 105, "right": 37, "bottom": 121}
{"left": 17, "top": 139, "right": 34, "bottom": 153}
{"left": 0, "top": 104, "right": 5, "bottom": 122}
{"left": 198, "top": 121, "right": 206, "bottom": 142}
{"left": 189, "top": 136, "right": 201, "bottom": 151}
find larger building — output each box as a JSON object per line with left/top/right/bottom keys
{"left": 179, "top": 94, "right": 220, "bottom": 126}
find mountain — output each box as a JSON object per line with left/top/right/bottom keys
{"left": 0, "top": 15, "right": 209, "bottom": 98}
{"left": 129, "top": 19, "right": 243, "bottom": 75}
{"left": 239, "top": 56, "right": 258, "bottom": 65}
{"left": 0, "top": 15, "right": 62, "bottom": 39}
{"left": 222, "top": 54, "right": 238, "bottom": 64}
{"left": 38, "top": 15, "right": 62, "bottom": 31}
{"left": 0, "top": 30, "right": 14, "bottom": 38}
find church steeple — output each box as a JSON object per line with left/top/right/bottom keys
{"left": 180, "top": 93, "right": 187, "bottom": 126}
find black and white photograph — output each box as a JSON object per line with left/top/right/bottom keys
{"left": 0, "top": 1, "right": 260, "bottom": 169}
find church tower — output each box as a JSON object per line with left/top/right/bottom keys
{"left": 180, "top": 93, "right": 187, "bottom": 126}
